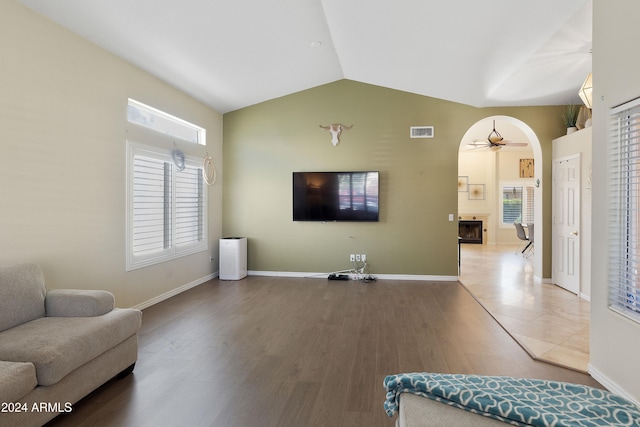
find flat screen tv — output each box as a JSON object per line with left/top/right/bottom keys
{"left": 293, "top": 171, "right": 379, "bottom": 222}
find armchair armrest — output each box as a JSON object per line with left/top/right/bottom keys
{"left": 45, "top": 289, "right": 115, "bottom": 317}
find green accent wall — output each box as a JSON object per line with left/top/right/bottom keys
{"left": 223, "top": 80, "right": 565, "bottom": 277}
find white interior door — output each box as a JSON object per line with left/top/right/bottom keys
{"left": 552, "top": 155, "right": 581, "bottom": 295}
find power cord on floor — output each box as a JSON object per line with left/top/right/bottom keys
{"left": 322, "top": 260, "right": 377, "bottom": 282}
{"left": 350, "top": 260, "right": 377, "bottom": 283}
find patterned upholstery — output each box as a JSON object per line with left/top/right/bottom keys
{"left": 384, "top": 373, "right": 640, "bottom": 426}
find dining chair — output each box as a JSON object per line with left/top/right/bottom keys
{"left": 514, "top": 222, "right": 529, "bottom": 255}
{"left": 523, "top": 223, "right": 534, "bottom": 256}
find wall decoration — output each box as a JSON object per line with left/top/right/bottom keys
{"left": 203, "top": 153, "right": 217, "bottom": 185}
{"left": 171, "top": 147, "right": 185, "bottom": 171}
{"left": 519, "top": 158, "right": 534, "bottom": 178}
{"left": 458, "top": 176, "right": 469, "bottom": 192}
{"left": 468, "top": 184, "right": 485, "bottom": 200}
{"left": 319, "top": 123, "right": 353, "bottom": 146}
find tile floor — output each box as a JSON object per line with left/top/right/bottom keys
{"left": 459, "top": 243, "right": 590, "bottom": 373}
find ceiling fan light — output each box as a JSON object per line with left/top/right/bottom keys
{"left": 487, "top": 120, "right": 503, "bottom": 144}
{"left": 579, "top": 72, "right": 593, "bottom": 109}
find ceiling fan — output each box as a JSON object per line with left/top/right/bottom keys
{"left": 467, "top": 120, "right": 528, "bottom": 151}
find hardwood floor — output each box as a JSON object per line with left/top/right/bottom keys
{"left": 47, "top": 276, "right": 601, "bottom": 427}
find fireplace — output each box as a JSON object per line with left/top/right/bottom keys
{"left": 459, "top": 220, "right": 483, "bottom": 244}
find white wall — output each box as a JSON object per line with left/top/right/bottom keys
{"left": 0, "top": 1, "right": 223, "bottom": 308}
{"left": 590, "top": 1, "right": 640, "bottom": 403}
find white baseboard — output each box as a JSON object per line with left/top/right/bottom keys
{"left": 133, "top": 270, "right": 457, "bottom": 311}
{"left": 588, "top": 364, "right": 640, "bottom": 406}
{"left": 248, "top": 270, "right": 458, "bottom": 282}
{"left": 373, "top": 273, "right": 458, "bottom": 281}
{"left": 248, "top": 270, "right": 325, "bottom": 278}
{"left": 131, "top": 273, "right": 217, "bottom": 310}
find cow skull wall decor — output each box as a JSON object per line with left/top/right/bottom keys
{"left": 319, "top": 124, "right": 353, "bottom": 146}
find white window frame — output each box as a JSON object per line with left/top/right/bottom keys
{"left": 126, "top": 141, "right": 207, "bottom": 271}
{"left": 127, "top": 98, "right": 206, "bottom": 146}
{"left": 499, "top": 181, "right": 535, "bottom": 228}
{"left": 609, "top": 96, "right": 640, "bottom": 323}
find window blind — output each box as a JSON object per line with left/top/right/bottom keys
{"left": 524, "top": 186, "right": 535, "bottom": 223}
{"left": 126, "top": 141, "right": 207, "bottom": 271}
{"left": 609, "top": 96, "right": 640, "bottom": 323}
{"left": 132, "top": 157, "right": 172, "bottom": 257}
{"left": 502, "top": 186, "right": 523, "bottom": 224}
{"left": 175, "top": 165, "right": 204, "bottom": 247}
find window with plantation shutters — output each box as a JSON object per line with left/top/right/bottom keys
{"left": 609, "top": 97, "right": 640, "bottom": 323}
{"left": 502, "top": 185, "right": 523, "bottom": 224}
{"left": 126, "top": 142, "right": 207, "bottom": 271}
{"left": 500, "top": 182, "right": 534, "bottom": 227}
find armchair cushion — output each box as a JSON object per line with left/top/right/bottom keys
{"left": 0, "top": 360, "right": 37, "bottom": 404}
{"left": 0, "top": 263, "right": 46, "bottom": 332}
{"left": 45, "top": 289, "right": 115, "bottom": 317}
{"left": 0, "top": 308, "right": 142, "bottom": 386}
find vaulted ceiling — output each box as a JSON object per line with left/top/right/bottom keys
{"left": 18, "top": 0, "right": 592, "bottom": 114}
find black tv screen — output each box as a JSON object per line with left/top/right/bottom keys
{"left": 293, "top": 171, "right": 379, "bottom": 222}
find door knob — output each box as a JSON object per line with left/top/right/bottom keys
{"left": 571, "top": 230, "right": 579, "bottom": 236}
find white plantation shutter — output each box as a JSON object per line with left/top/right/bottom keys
{"left": 132, "top": 157, "right": 172, "bottom": 257}
{"left": 127, "top": 142, "right": 207, "bottom": 271}
{"left": 175, "top": 165, "right": 204, "bottom": 247}
{"left": 500, "top": 183, "right": 534, "bottom": 226}
{"left": 502, "top": 186, "right": 523, "bottom": 224}
{"left": 609, "top": 97, "right": 640, "bottom": 323}
{"left": 524, "top": 185, "right": 535, "bottom": 223}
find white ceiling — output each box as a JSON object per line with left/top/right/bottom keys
{"left": 18, "top": 0, "right": 592, "bottom": 114}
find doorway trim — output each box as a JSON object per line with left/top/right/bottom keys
{"left": 458, "top": 115, "right": 544, "bottom": 281}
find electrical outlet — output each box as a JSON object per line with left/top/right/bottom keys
{"left": 356, "top": 254, "right": 361, "bottom": 262}
{"left": 361, "top": 254, "right": 367, "bottom": 262}
{"left": 350, "top": 254, "right": 355, "bottom": 262}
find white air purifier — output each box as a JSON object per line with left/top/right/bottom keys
{"left": 219, "top": 237, "right": 247, "bottom": 280}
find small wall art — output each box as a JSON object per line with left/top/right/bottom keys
{"left": 519, "top": 158, "right": 534, "bottom": 178}
{"left": 468, "top": 184, "right": 485, "bottom": 200}
{"left": 458, "top": 176, "right": 469, "bottom": 192}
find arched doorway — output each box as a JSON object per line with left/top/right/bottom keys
{"left": 458, "top": 115, "right": 543, "bottom": 278}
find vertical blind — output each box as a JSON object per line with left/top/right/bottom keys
{"left": 609, "top": 96, "right": 640, "bottom": 323}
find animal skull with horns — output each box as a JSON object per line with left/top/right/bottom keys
{"left": 319, "top": 124, "right": 353, "bottom": 146}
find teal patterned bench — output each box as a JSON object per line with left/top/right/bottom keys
{"left": 384, "top": 373, "right": 640, "bottom": 426}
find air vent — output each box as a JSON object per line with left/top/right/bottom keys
{"left": 410, "top": 126, "right": 434, "bottom": 139}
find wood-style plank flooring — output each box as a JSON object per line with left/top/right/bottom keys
{"left": 47, "top": 276, "right": 601, "bottom": 427}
